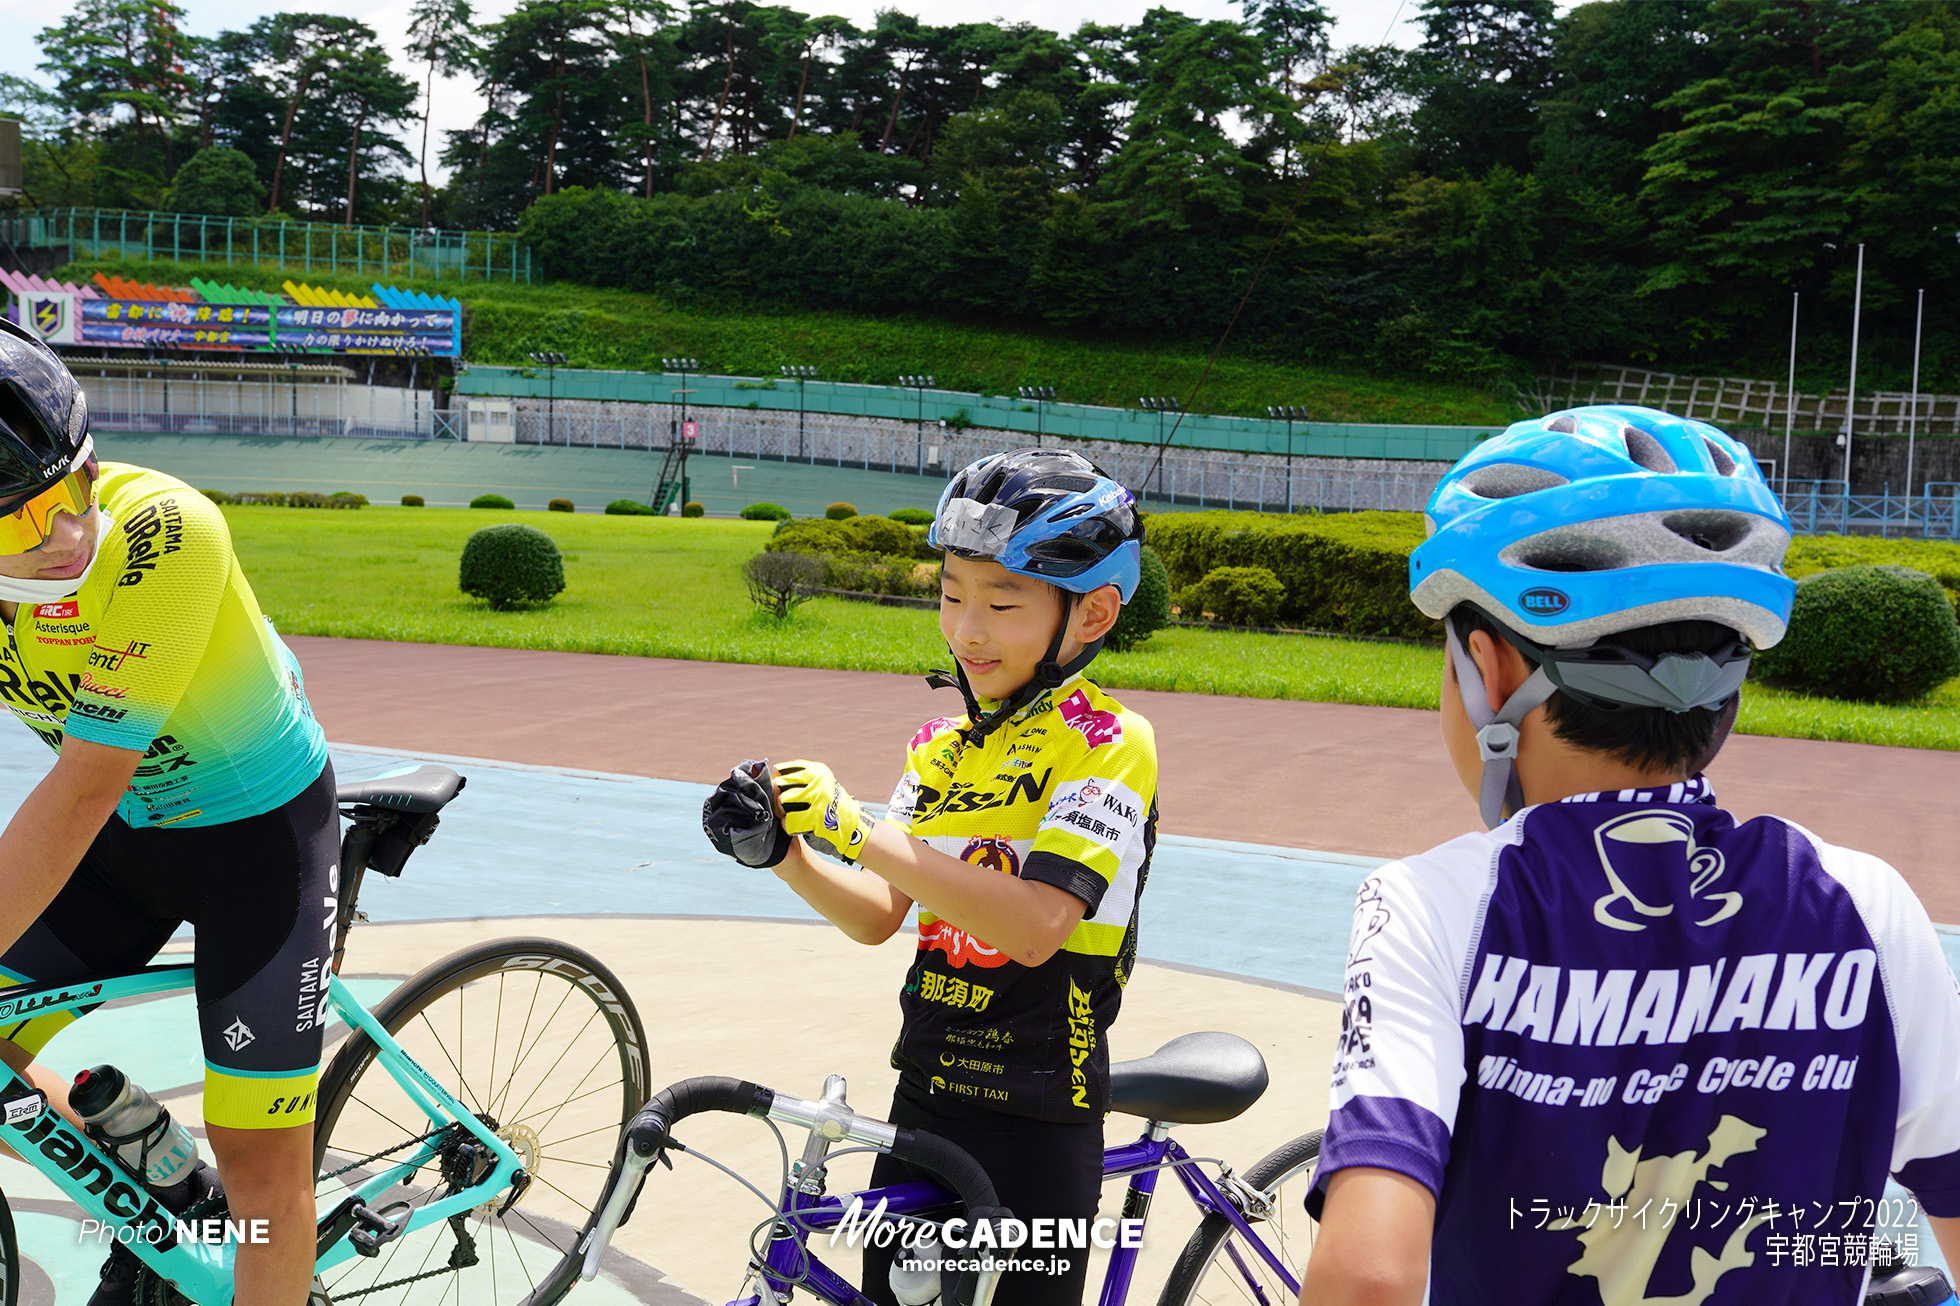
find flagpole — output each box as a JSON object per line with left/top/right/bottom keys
{"left": 1843, "top": 243, "right": 1864, "bottom": 490}
{"left": 1906, "top": 287, "right": 1925, "bottom": 533}
{"left": 1784, "top": 292, "right": 1798, "bottom": 499}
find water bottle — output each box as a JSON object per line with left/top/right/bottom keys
{"left": 1867, "top": 1264, "right": 1959, "bottom": 1306}
{"left": 68, "top": 1064, "right": 199, "bottom": 1191}
{"left": 888, "top": 1236, "right": 945, "bottom": 1306}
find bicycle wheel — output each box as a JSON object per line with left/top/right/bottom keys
{"left": 0, "top": 1190, "right": 17, "bottom": 1306}
{"left": 1156, "top": 1131, "right": 1322, "bottom": 1306}
{"left": 313, "top": 938, "right": 650, "bottom": 1306}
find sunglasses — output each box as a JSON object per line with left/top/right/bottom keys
{"left": 0, "top": 451, "right": 99, "bottom": 556}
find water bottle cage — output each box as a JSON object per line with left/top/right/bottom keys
{"left": 86, "top": 1110, "right": 174, "bottom": 1182}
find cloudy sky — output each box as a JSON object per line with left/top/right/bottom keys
{"left": 0, "top": 0, "right": 1430, "bottom": 183}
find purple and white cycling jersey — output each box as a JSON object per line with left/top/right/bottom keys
{"left": 1313, "top": 777, "right": 1960, "bottom": 1305}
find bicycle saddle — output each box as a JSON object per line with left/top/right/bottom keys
{"left": 335, "top": 764, "right": 466, "bottom": 814}
{"left": 1109, "top": 1031, "right": 1269, "bottom": 1124}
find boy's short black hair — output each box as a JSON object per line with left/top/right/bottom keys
{"left": 1449, "top": 607, "right": 1740, "bottom": 774}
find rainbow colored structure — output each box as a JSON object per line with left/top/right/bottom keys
{"left": 0, "top": 269, "right": 459, "bottom": 356}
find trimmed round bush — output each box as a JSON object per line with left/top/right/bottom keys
{"left": 201, "top": 489, "right": 235, "bottom": 505}
{"left": 470, "top": 493, "right": 515, "bottom": 510}
{"left": 888, "top": 507, "right": 934, "bottom": 526}
{"left": 825, "top": 501, "right": 858, "bottom": 521}
{"left": 741, "top": 502, "right": 791, "bottom": 521}
{"left": 400, "top": 494, "right": 425, "bottom": 507}
{"left": 1752, "top": 564, "right": 1960, "bottom": 703}
{"left": 1106, "top": 546, "right": 1171, "bottom": 652}
{"left": 606, "top": 499, "right": 655, "bottom": 515}
{"left": 548, "top": 498, "right": 574, "bottom": 513}
{"left": 459, "top": 524, "right": 566, "bottom": 610}
{"left": 682, "top": 501, "right": 706, "bottom": 518}
{"left": 1177, "top": 565, "right": 1287, "bottom": 628}
{"left": 837, "top": 514, "right": 915, "bottom": 556}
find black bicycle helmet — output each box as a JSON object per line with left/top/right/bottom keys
{"left": 925, "top": 447, "right": 1145, "bottom": 745}
{"left": 0, "top": 314, "right": 90, "bottom": 500}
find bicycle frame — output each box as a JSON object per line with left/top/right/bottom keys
{"left": 0, "top": 965, "right": 524, "bottom": 1304}
{"left": 726, "top": 1123, "right": 1299, "bottom": 1306}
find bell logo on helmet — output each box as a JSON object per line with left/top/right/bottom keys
{"left": 1520, "top": 587, "right": 1570, "bottom": 616}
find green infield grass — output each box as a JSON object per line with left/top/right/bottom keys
{"left": 226, "top": 505, "right": 1960, "bottom": 751}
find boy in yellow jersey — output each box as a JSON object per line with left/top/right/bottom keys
{"left": 703, "top": 448, "right": 1158, "bottom": 1304}
{"left": 0, "top": 318, "right": 330, "bottom": 1306}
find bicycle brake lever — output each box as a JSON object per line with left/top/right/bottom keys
{"left": 580, "top": 1107, "right": 676, "bottom": 1282}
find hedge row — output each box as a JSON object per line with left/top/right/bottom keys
{"left": 1146, "top": 509, "right": 1960, "bottom": 648}
{"left": 205, "top": 489, "right": 367, "bottom": 508}
{"left": 1144, "top": 511, "right": 1434, "bottom": 640}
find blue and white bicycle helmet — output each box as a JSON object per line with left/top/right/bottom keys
{"left": 926, "top": 448, "right": 1143, "bottom": 741}
{"left": 1409, "top": 406, "right": 1796, "bottom": 827}
{"left": 930, "top": 448, "right": 1142, "bottom": 600}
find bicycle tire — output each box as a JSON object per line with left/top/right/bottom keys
{"left": 0, "top": 1189, "right": 16, "bottom": 1306}
{"left": 313, "top": 937, "right": 651, "bottom": 1306}
{"left": 1155, "top": 1130, "right": 1322, "bottom": 1306}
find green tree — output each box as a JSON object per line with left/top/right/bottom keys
{"left": 328, "top": 44, "right": 417, "bottom": 223}
{"left": 36, "top": 0, "right": 198, "bottom": 200}
{"left": 255, "top": 13, "right": 366, "bottom": 212}
{"left": 1026, "top": 192, "right": 1108, "bottom": 326}
{"left": 166, "top": 144, "right": 264, "bottom": 214}
{"left": 406, "top": 0, "right": 478, "bottom": 227}
{"left": 1403, "top": 0, "right": 1557, "bottom": 176}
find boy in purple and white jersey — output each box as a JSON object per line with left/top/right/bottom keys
{"left": 1300, "top": 406, "right": 1960, "bottom": 1306}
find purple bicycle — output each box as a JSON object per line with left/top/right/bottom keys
{"left": 576, "top": 1031, "right": 1321, "bottom": 1306}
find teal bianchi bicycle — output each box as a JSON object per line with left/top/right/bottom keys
{"left": 0, "top": 763, "right": 652, "bottom": 1306}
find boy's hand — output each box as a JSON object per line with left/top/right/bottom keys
{"left": 702, "top": 760, "right": 794, "bottom": 868}
{"left": 775, "top": 760, "right": 869, "bottom": 862}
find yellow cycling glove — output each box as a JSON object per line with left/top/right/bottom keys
{"left": 775, "top": 760, "right": 870, "bottom": 862}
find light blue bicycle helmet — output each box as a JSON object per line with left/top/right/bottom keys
{"left": 926, "top": 448, "right": 1143, "bottom": 742}
{"left": 1409, "top": 405, "right": 1797, "bottom": 827}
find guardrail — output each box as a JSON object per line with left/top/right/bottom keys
{"left": 1779, "top": 480, "right": 1960, "bottom": 538}
{"left": 457, "top": 365, "right": 1500, "bottom": 462}
{"left": 0, "top": 209, "right": 532, "bottom": 284}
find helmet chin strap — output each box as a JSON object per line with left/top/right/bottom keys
{"left": 1447, "top": 621, "right": 1559, "bottom": 830}
{"left": 927, "top": 593, "right": 1102, "bottom": 746}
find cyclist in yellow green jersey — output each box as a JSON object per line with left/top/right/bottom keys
{"left": 0, "top": 317, "right": 332, "bottom": 1306}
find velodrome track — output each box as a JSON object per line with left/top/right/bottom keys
{"left": 0, "top": 636, "right": 1954, "bottom": 1301}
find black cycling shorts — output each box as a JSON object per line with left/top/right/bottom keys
{"left": 0, "top": 761, "right": 338, "bottom": 1129}
{"left": 860, "top": 1077, "right": 1105, "bottom": 1306}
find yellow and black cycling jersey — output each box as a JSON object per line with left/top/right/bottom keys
{"left": 0, "top": 463, "right": 326, "bottom": 827}
{"left": 885, "top": 675, "right": 1158, "bottom": 1123}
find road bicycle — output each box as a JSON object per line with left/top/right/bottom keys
{"left": 0, "top": 762, "right": 650, "bottom": 1306}
{"left": 578, "top": 1030, "right": 1321, "bottom": 1306}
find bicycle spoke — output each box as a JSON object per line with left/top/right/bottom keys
{"left": 486, "top": 972, "right": 552, "bottom": 1122}
{"left": 498, "top": 1006, "right": 604, "bottom": 1129}
{"left": 488, "top": 980, "right": 581, "bottom": 1122}
{"left": 415, "top": 1008, "right": 487, "bottom": 1119}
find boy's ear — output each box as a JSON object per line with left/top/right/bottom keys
{"left": 1072, "top": 585, "right": 1122, "bottom": 644}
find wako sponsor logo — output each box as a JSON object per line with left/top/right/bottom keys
{"left": 0, "top": 982, "right": 104, "bottom": 1022}
{"left": 1520, "top": 587, "right": 1570, "bottom": 616}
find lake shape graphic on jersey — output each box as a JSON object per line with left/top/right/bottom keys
{"left": 1550, "top": 1115, "right": 1773, "bottom": 1306}
{"left": 1591, "top": 811, "right": 1743, "bottom": 933}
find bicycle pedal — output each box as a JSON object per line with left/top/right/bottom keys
{"left": 348, "top": 1202, "right": 408, "bottom": 1257}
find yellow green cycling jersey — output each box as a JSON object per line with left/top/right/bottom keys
{"left": 0, "top": 463, "right": 327, "bottom": 827}
{"left": 885, "top": 674, "right": 1158, "bottom": 1123}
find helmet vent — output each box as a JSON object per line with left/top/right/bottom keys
{"left": 1461, "top": 463, "right": 1568, "bottom": 499}
{"left": 1702, "top": 437, "right": 1737, "bottom": 476}
{"left": 1046, "top": 474, "right": 1099, "bottom": 493}
{"left": 1507, "top": 534, "right": 1635, "bottom": 573}
{"left": 1545, "top": 415, "right": 1579, "bottom": 434}
{"left": 0, "top": 383, "right": 56, "bottom": 455}
{"left": 1622, "top": 427, "right": 1678, "bottom": 474}
{"left": 1662, "top": 510, "right": 1754, "bottom": 552}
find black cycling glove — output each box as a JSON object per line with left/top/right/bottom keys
{"left": 701, "top": 759, "right": 794, "bottom": 869}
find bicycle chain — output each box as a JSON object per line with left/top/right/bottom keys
{"left": 326, "top": 1213, "right": 479, "bottom": 1301}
